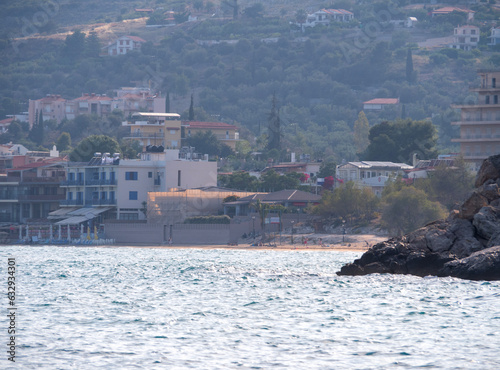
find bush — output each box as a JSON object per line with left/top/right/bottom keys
{"left": 184, "top": 215, "right": 231, "bottom": 224}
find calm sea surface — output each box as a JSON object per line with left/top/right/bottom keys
{"left": 1, "top": 246, "right": 500, "bottom": 369}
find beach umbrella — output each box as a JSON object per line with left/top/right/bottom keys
{"left": 94, "top": 225, "right": 98, "bottom": 240}
{"left": 67, "top": 225, "right": 70, "bottom": 240}
{"left": 87, "top": 226, "right": 91, "bottom": 240}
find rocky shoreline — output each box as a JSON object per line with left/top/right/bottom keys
{"left": 337, "top": 154, "right": 500, "bottom": 281}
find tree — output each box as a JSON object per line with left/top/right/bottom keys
{"left": 85, "top": 32, "right": 101, "bottom": 58}
{"left": 381, "top": 186, "right": 447, "bottom": 236}
{"left": 243, "top": 3, "right": 264, "bottom": 19}
{"left": 185, "top": 130, "right": 234, "bottom": 157}
{"left": 362, "top": 119, "right": 438, "bottom": 164}
{"left": 61, "top": 30, "right": 86, "bottom": 60}
{"left": 259, "top": 170, "right": 300, "bottom": 192}
{"left": 318, "top": 161, "right": 336, "bottom": 178}
{"left": 56, "top": 132, "right": 71, "bottom": 151}
{"left": 165, "top": 92, "right": 170, "bottom": 113}
{"left": 415, "top": 156, "right": 474, "bottom": 210}
{"left": 295, "top": 9, "right": 307, "bottom": 31}
{"left": 313, "top": 181, "right": 379, "bottom": 223}
{"left": 218, "top": 171, "right": 259, "bottom": 190}
{"left": 353, "top": 111, "right": 370, "bottom": 155}
{"left": 69, "top": 135, "right": 121, "bottom": 162}
{"left": 406, "top": 48, "right": 415, "bottom": 84}
{"left": 266, "top": 93, "right": 280, "bottom": 152}
{"left": 189, "top": 94, "right": 195, "bottom": 121}
{"left": 251, "top": 199, "right": 270, "bottom": 241}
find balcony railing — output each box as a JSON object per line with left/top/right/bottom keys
{"left": 60, "top": 200, "right": 84, "bottom": 206}
{"left": 18, "top": 194, "right": 66, "bottom": 201}
{"left": 84, "top": 199, "right": 117, "bottom": 206}
{"left": 60, "top": 180, "right": 85, "bottom": 186}
{"left": 85, "top": 179, "right": 117, "bottom": 186}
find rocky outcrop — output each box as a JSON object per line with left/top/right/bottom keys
{"left": 337, "top": 154, "right": 500, "bottom": 281}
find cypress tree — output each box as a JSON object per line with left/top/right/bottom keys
{"left": 165, "top": 92, "right": 170, "bottom": 113}
{"left": 188, "top": 94, "right": 194, "bottom": 121}
{"left": 406, "top": 48, "right": 414, "bottom": 85}
{"left": 38, "top": 110, "right": 44, "bottom": 145}
{"left": 267, "top": 93, "right": 280, "bottom": 152}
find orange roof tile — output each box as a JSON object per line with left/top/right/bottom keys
{"left": 363, "top": 98, "right": 399, "bottom": 105}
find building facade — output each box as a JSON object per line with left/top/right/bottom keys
{"left": 451, "top": 25, "right": 480, "bottom": 51}
{"left": 452, "top": 69, "right": 500, "bottom": 170}
{"left": 122, "top": 112, "right": 182, "bottom": 150}
{"left": 183, "top": 121, "right": 240, "bottom": 150}
{"left": 102, "top": 36, "right": 146, "bottom": 56}
{"left": 336, "top": 161, "right": 413, "bottom": 196}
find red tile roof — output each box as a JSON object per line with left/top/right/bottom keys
{"left": 0, "top": 117, "right": 14, "bottom": 125}
{"left": 432, "top": 7, "right": 474, "bottom": 14}
{"left": 363, "top": 98, "right": 399, "bottom": 105}
{"left": 73, "top": 95, "right": 112, "bottom": 101}
{"left": 123, "top": 35, "right": 146, "bottom": 43}
{"left": 183, "top": 121, "right": 238, "bottom": 130}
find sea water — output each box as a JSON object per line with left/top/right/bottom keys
{"left": 1, "top": 246, "right": 499, "bottom": 369}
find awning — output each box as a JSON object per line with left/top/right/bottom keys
{"left": 55, "top": 216, "right": 89, "bottom": 225}
{"left": 53, "top": 207, "right": 112, "bottom": 225}
{"left": 48, "top": 207, "right": 78, "bottom": 220}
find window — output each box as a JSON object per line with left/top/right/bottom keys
{"left": 125, "top": 172, "right": 138, "bottom": 180}
{"left": 148, "top": 172, "right": 153, "bottom": 178}
{"left": 170, "top": 130, "right": 176, "bottom": 134}
{"left": 110, "top": 172, "right": 115, "bottom": 182}
{"left": 178, "top": 170, "right": 181, "bottom": 187}
{"left": 68, "top": 192, "right": 73, "bottom": 200}
{"left": 101, "top": 192, "right": 107, "bottom": 200}
{"left": 109, "top": 191, "right": 115, "bottom": 201}
{"left": 494, "top": 95, "right": 498, "bottom": 104}
{"left": 486, "top": 96, "right": 490, "bottom": 104}
{"left": 493, "top": 78, "right": 497, "bottom": 88}
{"left": 129, "top": 191, "right": 138, "bottom": 200}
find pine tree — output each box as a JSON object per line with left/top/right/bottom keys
{"left": 188, "top": 94, "right": 194, "bottom": 121}
{"left": 38, "top": 110, "right": 44, "bottom": 145}
{"left": 266, "top": 93, "right": 280, "bottom": 152}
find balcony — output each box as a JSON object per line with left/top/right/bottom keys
{"left": 84, "top": 199, "right": 117, "bottom": 206}
{"left": 452, "top": 135, "right": 500, "bottom": 143}
{"left": 85, "top": 179, "right": 117, "bottom": 186}
{"left": 60, "top": 200, "right": 84, "bottom": 206}
{"left": 18, "top": 194, "right": 66, "bottom": 201}
{"left": 60, "top": 180, "right": 85, "bottom": 186}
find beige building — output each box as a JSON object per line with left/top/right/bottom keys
{"left": 183, "top": 121, "right": 239, "bottom": 150}
{"left": 28, "top": 95, "right": 67, "bottom": 128}
{"left": 451, "top": 25, "right": 480, "bottom": 51}
{"left": 122, "top": 112, "right": 182, "bottom": 150}
{"left": 452, "top": 69, "right": 500, "bottom": 170}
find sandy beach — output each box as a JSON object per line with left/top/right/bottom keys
{"left": 111, "top": 233, "right": 389, "bottom": 252}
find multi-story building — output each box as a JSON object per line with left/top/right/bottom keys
{"left": 452, "top": 69, "right": 500, "bottom": 170}
{"left": 56, "top": 147, "right": 217, "bottom": 223}
{"left": 27, "top": 88, "right": 166, "bottom": 127}
{"left": 28, "top": 94, "right": 67, "bottom": 129}
{"left": 122, "top": 112, "right": 182, "bottom": 150}
{"left": 451, "top": 25, "right": 480, "bottom": 51}
{"left": 183, "top": 121, "right": 239, "bottom": 150}
{"left": 488, "top": 26, "right": 500, "bottom": 46}
{"left": 0, "top": 158, "right": 67, "bottom": 223}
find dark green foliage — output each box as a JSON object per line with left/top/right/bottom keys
{"left": 188, "top": 94, "right": 195, "bottom": 121}
{"left": 184, "top": 215, "right": 230, "bottom": 224}
{"left": 69, "top": 135, "right": 120, "bottom": 162}
{"left": 185, "top": 130, "right": 234, "bottom": 157}
{"left": 362, "top": 119, "right": 438, "bottom": 164}
{"left": 56, "top": 132, "right": 71, "bottom": 151}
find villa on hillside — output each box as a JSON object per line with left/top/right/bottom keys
{"left": 292, "top": 8, "right": 354, "bottom": 29}
{"left": 336, "top": 161, "right": 413, "bottom": 196}
{"left": 102, "top": 35, "right": 146, "bottom": 56}
{"left": 182, "top": 121, "right": 240, "bottom": 150}
{"left": 363, "top": 98, "right": 399, "bottom": 111}
{"left": 431, "top": 7, "right": 475, "bottom": 22}
{"left": 450, "top": 25, "right": 480, "bottom": 51}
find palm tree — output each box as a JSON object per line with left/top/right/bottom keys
{"left": 250, "top": 200, "right": 269, "bottom": 241}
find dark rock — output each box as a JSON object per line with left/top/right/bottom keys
{"left": 477, "top": 183, "right": 500, "bottom": 202}
{"left": 438, "top": 246, "right": 500, "bottom": 281}
{"left": 475, "top": 154, "right": 500, "bottom": 187}
{"left": 472, "top": 206, "right": 500, "bottom": 240}
{"left": 458, "top": 191, "right": 488, "bottom": 220}
{"left": 337, "top": 155, "right": 500, "bottom": 281}
{"left": 487, "top": 231, "right": 500, "bottom": 248}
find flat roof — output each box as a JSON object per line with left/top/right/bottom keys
{"left": 131, "top": 112, "right": 181, "bottom": 118}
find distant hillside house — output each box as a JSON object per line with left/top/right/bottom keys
{"left": 297, "top": 9, "right": 354, "bottom": 29}
{"left": 451, "top": 25, "right": 480, "bottom": 51}
{"left": 363, "top": 98, "right": 399, "bottom": 111}
{"left": 431, "top": 7, "right": 475, "bottom": 22}
{"left": 183, "top": 121, "right": 239, "bottom": 150}
{"left": 103, "top": 36, "right": 146, "bottom": 56}
{"left": 488, "top": 27, "right": 500, "bottom": 46}
{"left": 28, "top": 94, "right": 67, "bottom": 129}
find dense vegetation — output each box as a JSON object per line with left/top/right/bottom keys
{"left": 1, "top": 0, "right": 499, "bottom": 166}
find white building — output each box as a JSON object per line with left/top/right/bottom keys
{"left": 102, "top": 36, "right": 146, "bottom": 56}
{"left": 488, "top": 27, "right": 500, "bottom": 46}
{"left": 336, "top": 161, "right": 413, "bottom": 196}
{"left": 451, "top": 25, "right": 480, "bottom": 51}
